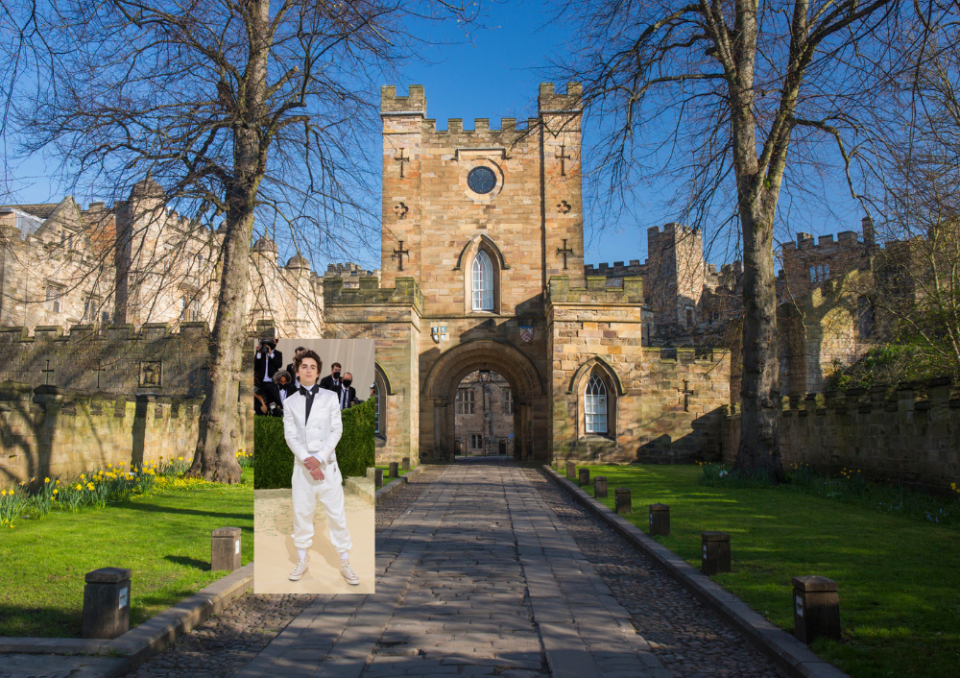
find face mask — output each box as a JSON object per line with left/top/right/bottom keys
{"left": 342, "top": 379, "right": 352, "bottom": 387}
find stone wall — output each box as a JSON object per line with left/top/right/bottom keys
{"left": 0, "top": 385, "right": 250, "bottom": 489}
{"left": 0, "top": 323, "right": 212, "bottom": 395}
{"left": 323, "top": 276, "right": 422, "bottom": 465}
{"left": 548, "top": 275, "right": 730, "bottom": 464}
{"left": 722, "top": 379, "right": 960, "bottom": 491}
{"left": 0, "top": 323, "right": 254, "bottom": 488}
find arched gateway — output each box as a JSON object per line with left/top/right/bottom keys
{"left": 423, "top": 340, "right": 544, "bottom": 462}
{"left": 321, "top": 83, "right": 731, "bottom": 467}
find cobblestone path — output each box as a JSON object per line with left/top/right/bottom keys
{"left": 125, "top": 463, "right": 786, "bottom": 678}
{"left": 524, "top": 468, "right": 786, "bottom": 678}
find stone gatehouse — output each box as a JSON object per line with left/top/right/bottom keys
{"left": 322, "top": 83, "right": 731, "bottom": 465}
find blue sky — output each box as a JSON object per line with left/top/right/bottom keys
{"left": 6, "top": 0, "right": 867, "bottom": 272}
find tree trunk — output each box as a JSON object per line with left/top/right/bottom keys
{"left": 187, "top": 0, "right": 270, "bottom": 483}
{"left": 734, "top": 194, "right": 785, "bottom": 482}
{"left": 187, "top": 203, "right": 252, "bottom": 483}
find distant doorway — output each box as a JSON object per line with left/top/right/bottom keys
{"left": 454, "top": 370, "right": 514, "bottom": 457}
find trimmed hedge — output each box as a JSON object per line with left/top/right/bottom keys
{"left": 254, "top": 398, "right": 375, "bottom": 490}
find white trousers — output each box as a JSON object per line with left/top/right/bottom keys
{"left": 290, "top": 460, "right": 352, "bottom": 554}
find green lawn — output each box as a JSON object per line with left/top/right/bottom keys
{"left": 568, "top": 464, "right": 960, "bottom": 678}
{"left": 0, "top": 467, "right": 253, "bottom": 638}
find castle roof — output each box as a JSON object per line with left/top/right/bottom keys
{"left": 253, "top": 235, "right": 278, "bottom": 253}
{"left": 286, "top": 253, "right": 309, "bottom": 269}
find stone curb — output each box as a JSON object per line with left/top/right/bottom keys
{"left": 344, "top": 474, "right": 375, "bottom": 504}
{"left": 375, "top": 465, "right": 425, "bottom": 504}
{"left": 0, "top": 562, "right": 255, "bottom": 676}
{"left": 542, "top": 465, "right": 852, "bottom": 678}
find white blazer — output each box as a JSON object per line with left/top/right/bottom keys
{"left": 282, "top": 387, "right": 343, "bottom": 466}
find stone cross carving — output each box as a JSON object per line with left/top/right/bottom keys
{"left": 42, "top": 360, "right": 55, "bottom": 386}
{"left": 681, "top": 380, "right": 694, "bottom": 412}
{"left": 393, "top": 240, "right": 410, "bottom": 271}
{"left": 556, "top": 145, "right": 572, "bottom": 176}
{"left": 95, "top": 360, "right": 106, "bottom": 390}
{"left": 556, "top": 239, "right": 575, "bottom": 270}
{"left": 395, "top": 148, "right": 409, "bottom": 178}
{"left": 557, "top": 200, "right": 571, "bottom": 214}
{"left": 394, "top": 202, "right": 409, "bottom": 219}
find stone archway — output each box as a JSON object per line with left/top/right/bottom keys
{"left": 421, "top": 340, "right": 544, "bottom": 463}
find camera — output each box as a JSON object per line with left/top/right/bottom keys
{"left": 254, "top": 386, "right": 263, "bottom": 396}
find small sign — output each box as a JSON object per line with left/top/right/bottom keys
{"left": 795, "top": 596, "right": 804, "bottom": 616}
{"left": 235, "top": 540, "right": 240, "bottom": 555}
{"left": 519, "top": 325, "right": 533, "bottom": 342}
{"left": 119, "top": 586, "right": 129, "bottom": 609}
{"left": 431, "top": 326, "right": 448, "bottom": 343}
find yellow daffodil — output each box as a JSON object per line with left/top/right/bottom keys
{"left": 52, "top": 489, "right": 58, "bottom": 495}
{"left": 177, "top": 457, "right": 183, "bottom": 461}
{"left": 44, "top": 477, "right": 50, "bottom": 483}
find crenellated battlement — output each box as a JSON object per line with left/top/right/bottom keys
{"left": 537, "top": 82, "right": 583, "bottom": 114}
{"left": 381, "top": 84, "right": 427, "bottom": 115}
{"left": 0, "top": 321, "right": 210, "bottom": 343}
{"left": 723, "top": 375, "right": 960, "bottom": 492}
{"left": 547, "top": 275, "right": 643, "bottom": 305}
{"left": 323, "top": 276, "right": 424, "bottom": 313}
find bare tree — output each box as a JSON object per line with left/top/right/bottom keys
{"left": 549, "top": 0, "right": 908, "bottom": 480}
{"left": 8, "top": 0, "right": 479, "bottom": 482}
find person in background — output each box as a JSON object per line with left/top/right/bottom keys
{"left": 286, "top": 346, "right": 306, "bottom": 386}
{"left": 319, "top": 362, "right": 342, "bottom": 393}
{"left": 338, "top": 372, "right": 358, "bottom": 410}
{"left": 254, "top": 338, "right": 282, "bottom": 387}
{"left": 264, "top": 369, "right": 295, "bottom": 416}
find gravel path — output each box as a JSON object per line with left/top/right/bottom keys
{"left": 523, "top": 467, "right": 787, "bottom": 678}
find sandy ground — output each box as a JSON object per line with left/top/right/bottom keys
{"left": 253, "top": 487, "right": 375, "bottom": 594}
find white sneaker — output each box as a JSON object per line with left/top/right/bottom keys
{"left": 340, "top": 560, "right": 360, "bottom": 586}
{"left": 289, "top": 555, "right": 309, "bottom": 581}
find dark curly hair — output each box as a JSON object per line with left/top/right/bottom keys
{"left": 294, "top": 349, "right": 322, "bottom": 374}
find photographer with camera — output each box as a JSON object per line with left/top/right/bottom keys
{"left": 263, "top": 369, "right": 295, "bottom": 416}
{"left": 255, "top": 338, "right": 283, "bottom": 387}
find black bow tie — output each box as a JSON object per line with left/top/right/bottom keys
{"left": 299, "top": 384, "right": 319, "bottom": 423}
{"left": 299, "top": 385, "right": 319, "bottom": 397}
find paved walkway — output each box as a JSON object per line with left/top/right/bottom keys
{"left": 235, "top": 464, "right": 672, "bottom": 678}
{"left": 122, "top": 462, "right": 785, "bottom": 678}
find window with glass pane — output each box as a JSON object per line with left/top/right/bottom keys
{"left": 502, "top": 388, "right": 513, "bottom": 414}
{"left": 372, "top": 382, "right": 380, "bottom": 434}
{"left": 45, "top": 287, "right": 61, "bottom": 313}
{"left": 472, "top": 250, "right": 494, "bottom": 311}
{"left": 585, "top": 374, "right": 608, "bottom": 434}
{"left": 456, "top": 389, "right": 475, "bottom": 414}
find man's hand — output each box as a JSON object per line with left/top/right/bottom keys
{"left": 304, "top": 456, "right": 324, "bottom": 481}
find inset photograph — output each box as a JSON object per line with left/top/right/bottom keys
{"left": 253, "top": 338, "right": 375, "bottom": 594}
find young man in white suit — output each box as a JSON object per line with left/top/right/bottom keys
{"left": 283, "top": 349, "right": 359, "bottom": 585}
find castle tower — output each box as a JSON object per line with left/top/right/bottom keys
{"left": 378, "top": 83, "right": 585, "bottom": 311}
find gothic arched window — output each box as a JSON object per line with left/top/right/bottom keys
{"left": 584, "top": 374, "right": 608, "bottom": 434}
{"left": 472, "top": 250, "right": 494, "bottom": 311}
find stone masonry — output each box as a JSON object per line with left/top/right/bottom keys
{"left": 324, "top": 83, "right": 732, "bottom": 466}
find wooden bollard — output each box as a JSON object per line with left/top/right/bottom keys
{"left": 615, "top": 488, "right": 632, "bottom": 515}
{"left": 389, "top": 461, "right": 399, "bottom": 478}
{"left": 401, "top": 457, "right": 410, "bottom": 471}
{"left": 578, "top": 468, "right": 590, "bottom": 487}
{"left": 211, "top": 527, "right": 242, "bottom": 572}
{"left": 649, "top": 503, "right": 670, "bottom": 536}
{"left": 81, "top": 568, "right": 132, "bottom": 639}
{"left": 374, "top": 468, "right": 383, "bottom": 488}
{"left": 793, "top": 576, "right": 840, "bottom": 644}
{"left": 701, "top": 531, "right": 730, "bottom": 575}
{"left": 594, "top": 476, "right": 608, "bottom": 498}
{"left": 566, "top": 461, "right": 576, "bottom": 480}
